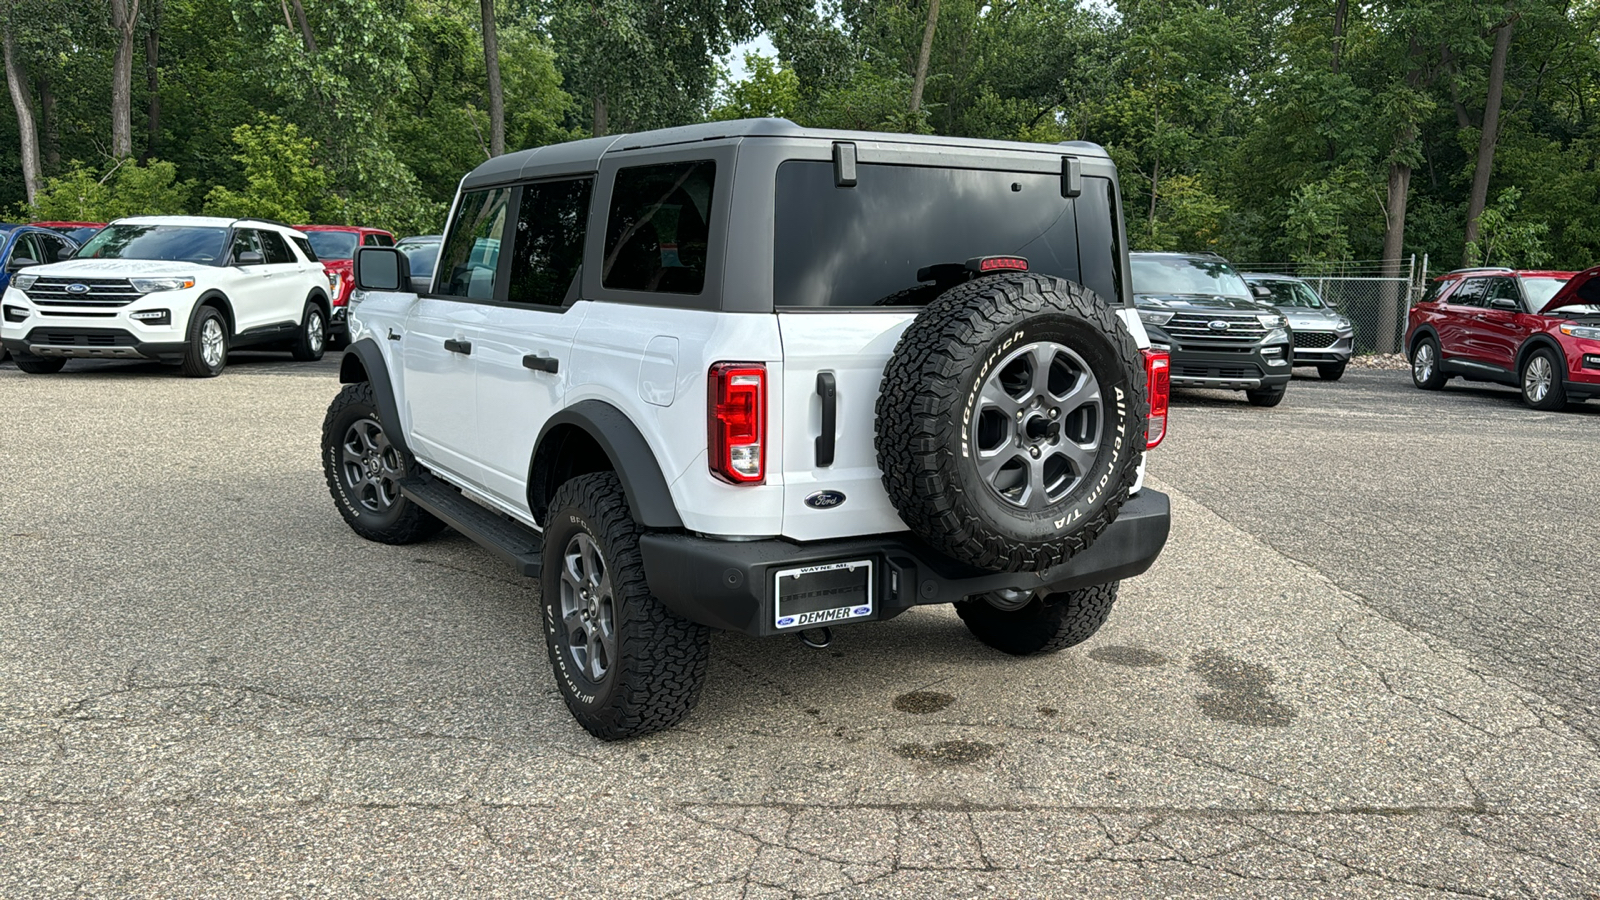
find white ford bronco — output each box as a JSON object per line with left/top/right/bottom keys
{"left": 324, "top": 120, "right": 1172, "bottom": 740}
{"left": 1, "top": 216, "right": 333, "bottom": 377}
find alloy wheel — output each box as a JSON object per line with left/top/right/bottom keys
{"left": 339, "top": 418, "right": 404, "bottom": 511}
{"left": 1524, "top": 355, "right": 1553, "bottom": 403}
{"left": 200, "top": 318, "right": 225, "bottom": 369}
{"left": 970, "top": 340, "right": 1102, "bottom": 509}
{"left": 558, "top": 533, "right": 617, "bottom": 684}
{"left": 1413, "top": 342, "right": 1434, "bottom": 383}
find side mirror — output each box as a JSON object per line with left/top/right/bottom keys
{"left": 7, "top": 256, "right": 39, "bottom": 272}
{"left": 236, "top": 250, "right": 264, "bottom": 266}
{"left": 354, "top": 246, "right": 412, "bottom": 293}
{"left": 1489, "top": 297, "right": 1519, "bottom": 311}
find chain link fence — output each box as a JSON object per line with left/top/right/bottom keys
{"left": 1233, "top": 256, "right": 1429, "bottom": 355}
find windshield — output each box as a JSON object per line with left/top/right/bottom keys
{"left": 306, "top": 231, "right": 360, "bottom": 260}
{"left": 77, "top": 224, "right": 227, "bottom": 264}
{"left": 399, "top": 241, "right": 439, "bottom": 277}
{"left": 1250, "top": 279, "right": 1323, "bottom": 308}
{"left": 1131, "top": 256, "right": 1250, "bottom": 298}
{"left": 772, "top": 161, "right": 1123, "bottom": 308}
{"left": 1520, "top": 277, "right": 1569, "bottom": 311}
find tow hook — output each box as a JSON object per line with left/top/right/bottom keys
{"left": 798, "top": 627, "right": 833, "bottom": 649}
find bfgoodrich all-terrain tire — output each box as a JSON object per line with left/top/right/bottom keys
{"left": 541, "top": 473, "right": 711, "bottom": 741}
{"left": 876, "top": 272, "right": 1146, "bottom": 573}
{"left": 322, "top": 381, "right": 445, "bottom": 544}
{"left": 956, "top": 582, "right": 1119, "bottom": 656}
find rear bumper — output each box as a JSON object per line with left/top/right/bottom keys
{"left": 639, "top": 489, "right": 1171, "bottom": 636}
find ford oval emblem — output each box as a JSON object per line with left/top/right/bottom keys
{"left": 66, "top": 283, "right": 90, "bottom": 294}
{"left": 1207, "top": 319, "right": 1231, "bottom": 331}
{"left": 804, "top": 490, "right": 846, "bottom": 510}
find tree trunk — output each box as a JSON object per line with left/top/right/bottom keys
{"left": 109, "top": 0, "right": 140, "bottom": 158}
{"left": 1379, "top": 160, "right": 1413, "bottom": 354}
{"left": 1463, "top": 13, "right": 1517, "bottom": 263}
{"left": 37, "top": 71, "right": 56, "bottom": 171}
{"left": 2, "top": 6, "right": 40, "bottom": 204}
{"left": 288, "top": 0, "right": 317, "bottom": 54}
{"left": 480, "top": 0, "right": 503, "bottom": 156}
{"left": 909, "top": 0, "right": 940, "bottom": 116}
{"left": 1332, "top": 0, "right": 1347, "bottom": 73}
{"left": 593, "top": 93, "right": 607, "bottom": 137}
{"left": 142, "top": 0, "right": 160, "bottom": 161}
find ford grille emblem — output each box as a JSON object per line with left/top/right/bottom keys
{"left": 1207, "top": 320, "right": 1231, "bottom": 331}
{"left": 804, "top": 490, "right": 846, "bottom": 510}
{"left": 66, "top": 283, "right": 90, "bottom": 294}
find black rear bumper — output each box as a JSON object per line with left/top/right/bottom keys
{"left": 639, "top": 489, "right": 1171, "bottom": 636}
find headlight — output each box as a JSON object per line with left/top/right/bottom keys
{"left": 128, "top": 276, "right": 196, "bottom": 293}
{"left": 1257, "top": 313, "right": 1288, "bottom": 328}
{"left": 1139, "top": 310, "right": 1173, "bottom": 326}
{"left": 1560, "top": 323, "right": 1600, "bottom": 340}
{"left": 1264, "top": 328, "right": 1289, "bottom": 343}
{"left": 12, "top": 273, "right": 38, "bottom": 291}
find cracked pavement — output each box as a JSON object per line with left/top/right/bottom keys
{"left": 2, "top": 356, "right": 1598, "bottom": 897}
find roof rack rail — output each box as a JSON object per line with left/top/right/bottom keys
{"left": 1444, "top": 266, "right": 1514, "bottom": 275}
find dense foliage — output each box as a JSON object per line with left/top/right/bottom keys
{"left": 2, "top": 0, "right": 1596, "bottom": 271}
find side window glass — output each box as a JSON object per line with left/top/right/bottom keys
{"left": 44, "top": 235, "right": 73, "bottom": 262}
{"left": 363, "top": 234, "right": 380, "bottom": 247}
{"left": 602, "top": 160, "right": 716, "bottom": 294}
{"left": 231, "top": 230, "right": 264, "bottom": 265}
{"left": 259, "top": 230, "right": 295, "bottom": 265}
{"left": 508, "top": 177, "right": 592, "bottom": 307}
{"left": 291, "top": 236, "right": 318, "bottom": 262}
{"left": 376, "top": 233, "right": 394, "bottom": 247}
{"left": 14, "top": 233, "right": 44, "bottom": 263}
{"left": 1487, "top": 277, "right": 1522, "bottom": 309}
{"left": 1449, "top": 278, "right": 1487, "bottom": 307}
{"left": 437, "top": 187, "right": 512, "bottom": 300}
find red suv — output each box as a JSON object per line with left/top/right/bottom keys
{"left": 296, "top": 225, "right": 395, "bottom": 345}
{"left": 1406, "top": 266, "right": 1600, "bottom": 409}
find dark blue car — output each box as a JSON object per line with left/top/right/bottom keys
{"left": 0, "top": 224, "right": 79, "bottom": 362}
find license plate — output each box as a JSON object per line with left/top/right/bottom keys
{"left": 773, "top": 560, "right": 874, "bottom": 630}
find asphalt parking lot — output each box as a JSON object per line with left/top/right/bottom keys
{"left": 2, "top": 354, "right": 1598, "bottom": 898}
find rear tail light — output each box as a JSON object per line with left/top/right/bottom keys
{"left": 709, "top": 362, "right": 766, "bottom": 484}
{"left": 1142, "top": 348, "right": 1170, "bottom": 449}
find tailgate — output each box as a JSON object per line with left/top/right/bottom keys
{"left": 777, "top": 312, "right": 918, "bottom": 541}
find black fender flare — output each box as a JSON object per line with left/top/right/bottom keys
{"left": 1515, "top": 334, "right": 1566, "bottom": 374}
{"left": 338, "top": 338, "right": 411, "bottom": 457}
{"left": 1407, "top": 325, "right": 1439, "bottom": 357}
{"left": 531, "top": 400, "right": 683, "bottom": 529}
{"left": 188, "top": 290, "right": 234, "bottom": 335}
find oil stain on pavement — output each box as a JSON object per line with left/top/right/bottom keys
{"left": 1190, "top": 648, "right": 1298, "bottom": 727}
{"left": 893, "top": 740, "right": 998, "bottom": 765}
{"left": 892, "top": 690, "right": 955, "bottom": 713}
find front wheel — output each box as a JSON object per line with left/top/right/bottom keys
{"left": 541, "top": 473, "right": 710, "bottom": 740}
{"left": 1246, "top": 385, "right": 1286, "bottom": 407}
{"left": 956, "top": 582, "right": 1119, "bottom": 656}
{"left": 291, "top": 302, "right": 327, "bottom": 361}
{"left": 1317, "top": 362, "right": 1347, "bottom": 381}
{"left": 1411, "top": 337, "right": 1446, "bottom": 390}
{"left": 321, "top": 382, "right": 445, "bottom": 544}
{"left": 1520, "top": 347, "right": 1568, "bottom": 410}
{"left": 181, "top": 306, "right": 228, "bottom": 377}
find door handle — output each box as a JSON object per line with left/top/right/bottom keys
{"left": 522, "top": 353, "right": 559, "bottom": 373}
{"left": 815, "top": 372, "right": 837, "bottom": 467}
{"left": 387, "top": 328, "right": 402, "bottom": 341}
{"left": 443, "top": 338, "right": 472, "bottom": 355}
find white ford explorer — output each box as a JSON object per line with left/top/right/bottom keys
{"left": 1, "top": 215, "right": 334, "bottom": 377}
{"left": 323, "top": 120, "right": 1173, "bottom": 740}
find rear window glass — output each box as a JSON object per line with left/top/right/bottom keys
{"left": 291, "top": 235, "right": 318, "bottom": 262}
{"left": 602, "top": 160, "right": 715, "bottom": 295}
{"left": 773, "top": 162, "right": 1123, "bottom": 308}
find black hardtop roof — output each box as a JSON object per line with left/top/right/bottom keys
{"left": 461, "top": 118, "right": 1111, "bottom": 189}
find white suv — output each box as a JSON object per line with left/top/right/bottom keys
{"left": 1, "top": 215, "right": 334, "bottom": 377}
{"left": 323, "top": 120, "right": 1172, "bottom": 739}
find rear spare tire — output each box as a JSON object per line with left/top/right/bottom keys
{"left": 876, "top": 272, "right": 1146, "bottom": 573}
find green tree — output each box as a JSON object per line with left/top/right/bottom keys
{"left": 710, "top": 53, "right": 798, "bottom": 120}
{"left": 24, "top": 157, "right": 192, "bottom": 220}
{"left": 203, "top": 116, "right": 327, "bottom": 223}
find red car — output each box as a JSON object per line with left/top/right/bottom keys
{"left": 33, "top": 221, "right": 105, "bottom": 245}
{"left": 296, "top": 225, "right": 396, "bottom": 345}
{"left": 1406, "top": 266, "right": 1600, "bottom": 409}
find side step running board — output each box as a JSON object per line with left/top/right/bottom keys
{"left": 399, "top": 474, "right": 543, "bottom": 577}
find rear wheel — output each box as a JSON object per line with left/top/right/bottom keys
{"left": 181, "top": 307, "right": 228, "bottom": 378}
{"left": 541, "top": 473, "right": 711, "bottom": 740}
{"left": 291, "top": 302, "right": 326, "bottom": 361}
{"left": 1246, "top": 385, "right": 1286, "bottom": 407}
{"left": 957, "top": 582, "right": 1119, "bottom": 656}
{"left": 1520, "top": 347, "right": 1568, "bottom": 410}
{"left": 1317, "top": 362, "right": 1347, "bottom": 381}
{"left": 1411, "top": 337, "right": 1446, "bottom": 390}
{"left": 14, "top": 354, "right": 65, "bottom": 375}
